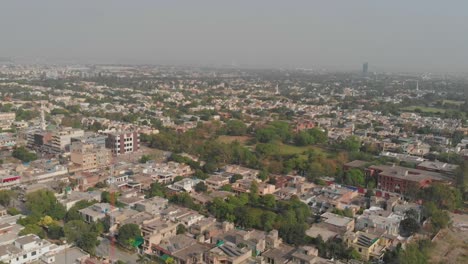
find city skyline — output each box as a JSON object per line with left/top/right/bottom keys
{"left": 1, "top": 1, "right": 468, "bottom": 73}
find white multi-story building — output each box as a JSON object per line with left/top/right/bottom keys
{"left": 142, "top": 162, "right": 193, "bottom": 184}
{"left": 50, "top": 128, "right": 84, "bottom": 153}
{"left": 79, "top": 203, "right": 117, "bottom": 223}
{"left": 0, "top": 234, "right": 55, "bottom": 264}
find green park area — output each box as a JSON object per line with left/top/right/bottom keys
{"left": 401, "top": 105, "right": 446, "bottom": 113}
{"left": 442, "top": 100, "right": 465, "bottom": 106}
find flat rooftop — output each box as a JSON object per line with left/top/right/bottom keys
{"left": 369, "top": 165, "right": 449, "bottom": 182}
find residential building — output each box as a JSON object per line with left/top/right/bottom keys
{"left": 0, "top": 133, "right": 16, "bottom": 149}
{"left": 301, "top": 184, "right": 359, "bottom": 213}
{"left": 134, "top": 197, "right": 169, "bottom": 215}
{"left": 355, "top": 208, "right": 402, "bottom": 236}
{"left": 71, "top": 133, "right": 107, "bottom": 148}
{"left": 293, "top": 119, "right": 315, "bottom": 132}
{"left": 105, "top": 130, "right": 139, "bottom": 155}
{"left": 142, "top": 162, "right": 193, "bottom": 184}
{"left": 0, "top": 112, "right": 15, "bottom": 130}
{"left": 320, "top": 212, "right": 355, "bottom": 234}
{"left": 0, "top": 234, "right": 55, "bottom": 264}
{"left": 58, "top": 190, "right": 101, "bottom": 210}
{"left": 50, "top": 128, "right": 85, "bottom": 153}
{"left": 205, "top": 175, "right": 230, "bottom": 190}
{"left": 152, "top": 235, "right": 209, "bottom": 264}
{"left": 142, "top": 218, "right": 178, "bottom": 253}
{"left": 416, "top": 160, "right": 459, "bottom": 175}
{"left": 205, "top": 242, "right": 252, "bottom": 264}
{"left": 70, "top": 141, "right": 111, "bottom": 172}
{"left": 344, "top": 230, "right": 390, "bottom": 261}
{"left": 78, "top": 203, "right": 117, "bottom": 223}
{"left": 168, "top": 178, "right": 201, "bottom": 193}
{"left": 369, "top": 165, "right": 449, "bottom": 194}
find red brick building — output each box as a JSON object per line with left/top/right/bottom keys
{"left": 368, "top": 165, "right": 448, "bottom": 194}
{"left": 293, "top": 120, "right": 315, "bottom": 132}
{"left": 105, "top": 130, "right": 139, "bottom": 156}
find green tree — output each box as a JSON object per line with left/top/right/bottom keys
{"left": 279, "top": 223, "right": 308, "bottom": 245}
{"left": 193, "top": 169, "right": 209, "bottom": 180}
{"left": 19, "top": 224, "right": 45, "bottom": 238}
{"left": 399, "top": 218, "right": 420, "bottom": 237}
{"left": 12, "top": 147, "right": 37, "bottom": 162}
{"left": 64, "top": 220, "right": 89, "bottom": 243}
{"left": 176, "top": 224, "right": 187, "bottom": 235}
{"left": 424, "top": 202, "right": 450, "bottom": 232}
{"left": 25, "top": 190, "right": 66, "bottom": 220}
{"left": 261, "top": 211, "right": 277, "bottom": 231}
{"left": 47, "top": 224, "right": 64, "bottom": 240}
{"left": 220, "top": 184, "right": 233, "bottom": 192}
{"left": 66, "top": 200, "right": 96, "bottom": 222}
{"left": 0, "top": 190, "right": 14, "bottom": 207}
{"left": 255, "top": 128, "right": 277, "bottom": 143}
{"left": 117, "top": 224, "right": 141, "bottom": 249}
{"left": 139, "top": 155, "right": 151, "bottom": 164}
{"left": 147, "top": 182, "right": 165, "bottom": 198}
{"left": 226, "top": 119, "right": 247, "bottom": 136}
{"left": 258, "top": 170, "right": 269, "bottom": 182}
{"left": 260, "top": 194, "right": 276, "bottom": 210}
{"left": 340, "top": 136, "right": 361, "bottom": 152}
{"left": 398, "top": 243, "right": 429, "bottom": 264}
{"left": 419, "top": 183, "right": 462, "bottom": 211}
{"left": 76, "top": 232, "right": 99, "bottom": 255}
{"left": 344, "top": 169, "right": 365, "bottom": 187}
{"left": 7, "top": 207, "right": 20, "bottom": 215}
{"left": 230, "top": 174, "right": 243, "bottom": 183}
{"left": 194, "top": 182, "right": 208, "bottom": 193}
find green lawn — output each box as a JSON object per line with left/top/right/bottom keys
{"left": 401, "top": 105, "right": 446, "bottom": 113}
{"left": 277, "top": 144, "right": 312, "bottom": 155}
{"left": 217, "top": 135, "right": 252, "bottom": 144}
{"left": 216, "top": 136, "right": 328, "bottom": 157}
{"left": 442, "top": 100, "right": 465, "bottom": 106}
{"left": 276, "top": 143, "right": 327, "bottom": 156}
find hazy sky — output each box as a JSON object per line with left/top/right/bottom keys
{"left": 1, "top": 0, "right": 468, "bottom": 72}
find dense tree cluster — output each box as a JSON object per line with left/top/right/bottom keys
{"left": 226, "top": 119, "right": 248, "bottom": 136}
{"left": 117, "top": 224, "right": 142, "bottom": 249}
{"left": 293, "top": 128, "right": 327, "bottom": 146}
{"left": 208, "top": 194, "right": 311, "bottom": 245}
{"left": 12, "top": 147, "right": 37, "bottom": 162}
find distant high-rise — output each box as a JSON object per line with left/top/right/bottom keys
{"left": 362, "top": 62, "right": 368, "bottom": 75}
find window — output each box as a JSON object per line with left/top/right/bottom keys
{"left": 23, "top": 254, "right": 27, "bottom": 259}
{"left": 32, "top": 251, "right": 36, "bottom": 256}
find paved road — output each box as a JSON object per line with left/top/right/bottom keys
{"left": 96, "top": 237, "right": 139, "bottom": 264}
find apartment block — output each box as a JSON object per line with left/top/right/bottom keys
{"left": 70, "top": 141, "right": 111, "bottom": 172}
{"left": 105, "top": 130, "right": 139, "bottom": 155}
{"left": 0, "top": 235, "right": 55, "bottom": 264}
{"left": 50, "top": 128, "right": 85, "bottom": 153}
